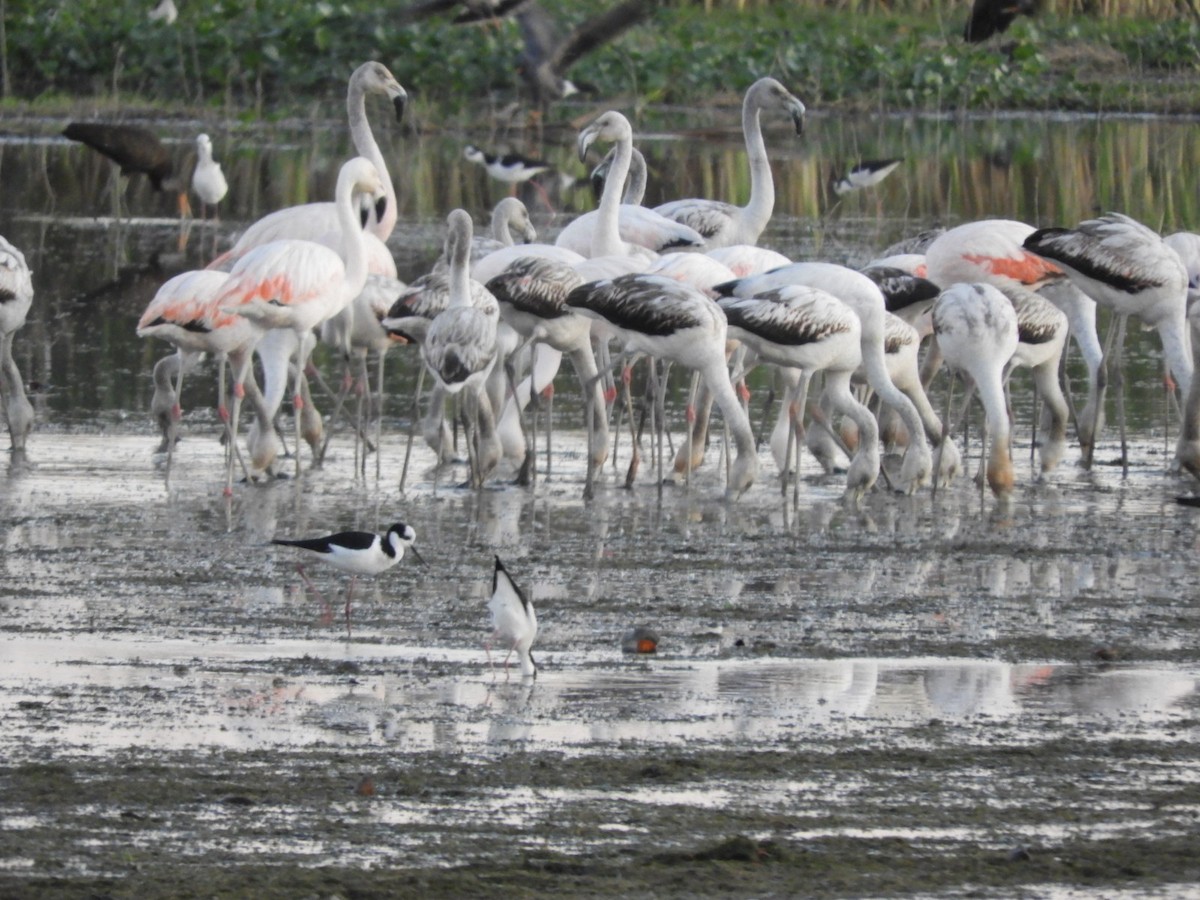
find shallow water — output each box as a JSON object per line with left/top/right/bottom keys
{"left": 2, "top": 112, "right": 1200, "bottom": 896}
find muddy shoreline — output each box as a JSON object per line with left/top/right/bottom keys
{"left": 2, "top": 425, "right": 1199, "bottom": 898}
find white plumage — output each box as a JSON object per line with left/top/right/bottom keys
{"left": 487, "top": 556, "right": 538, "bottom": 679}
{"left": 0, "top": 234, "right": 34, "bottom": 454}
{"left": 209, "top": 62, "right": 405, "bottom": 270}
{"left": 191, "top": 134, "right": 228, "bottom": 218}
{"left": 653, "top": 77, "right": 806, "bottom": 249}
{"left": 932, "top": 282, "right": 1020, "bottom": 497}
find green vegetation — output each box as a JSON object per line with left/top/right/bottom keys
{"left": 2, "top": 0, "right": 1199, "bottom": 117}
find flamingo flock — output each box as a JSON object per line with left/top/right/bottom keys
{"left": 6, "top": 66, "right": 1200, "bottom": 512}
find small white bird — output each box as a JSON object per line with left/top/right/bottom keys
{"left": 192, "top": 134, "right": 228, "bottom": 221}
{"left": 486, "top": 556, "right": 538, "bottom": 679}
{"left": 271, "top": 522, "right": 422, "bottom": 633}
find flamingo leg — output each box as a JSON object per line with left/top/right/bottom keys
{"left": 400, "top": 365, "right": 424, "bottom": 493}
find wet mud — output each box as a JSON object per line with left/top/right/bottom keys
{"left": 2, "top": 419, "right": 1200, "bottom": 898}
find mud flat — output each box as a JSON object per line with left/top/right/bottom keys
{"left": 2, "top": 428, "right": 1199, "bottom": 898}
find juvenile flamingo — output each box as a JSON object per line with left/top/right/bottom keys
{"left": 565, "top": 273, "right": 759, "bottom": 499}
{"left": 421, "top": 210, "right": 502, "bottom": 487}
{"left": 1024, "top": 213, "right": 1192, "bottom": 471}
{"left": 932, "top": 283, "right": 1020, "bottom": 498}
{"left": 654, "top": 77, "right": 806, "bottom": 248}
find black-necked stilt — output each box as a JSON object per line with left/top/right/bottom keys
{"left": 464, "top": 145, "right": 550, "bottom": 186}
{"left": 464, "top": 145, "right": 555, "bottom": 212}
{"left": 271, "top": 522, "right": 423, "bottom": 633}
{"left": 486, "top": 556, "right": 537, "bottom": 678}
{"left": 833, "top": 158, "right": 902, "bottom": 195}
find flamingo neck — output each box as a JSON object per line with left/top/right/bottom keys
{"left": 594, "top": 129, "right": 633, "bottom": 258}
{"left": 976, "top": 363, "right": 1014, "bottom": 494}
{"left": 335, "top": 179, "right": 370, "bottom": 308}
{"left": 741, "top": 89, "right": 774, "bottom": 242}
{"left": 447, "top": 241, "right": 472, "bottom": 308}
{"left": 1157, "top": 310, "right": 1194, "bottom": 399}
{"left": 491, "top": 205, "right": 515, "bottom": 247}
{"left": 347, "top": 81, "right": 397, "bottom": 241}
{"left": 699, "top": 356, "right": 758, "bottom": 487}
{"left": 860, "top": 332, "right": 930, "bottom": 458}
{"left": 623, "top": 149, "right": 648, "bottom": 205}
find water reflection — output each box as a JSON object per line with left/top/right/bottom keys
{"left": 0, "top": 634, "right": 1193, "bottom": 759}
{"left": 0, "top": 113, "right": 1193, "bottom": 426}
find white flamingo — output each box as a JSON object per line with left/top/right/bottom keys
{"left": 932, "top": 283, "right": 1020, "bottom": 498}
{"left": 719, "top": 285, "right": 880, "bottom": 504}
{"left": 0, "top": 235, "right": 34, "bottom": 455}
{"left": 565, "top": 273, "right": 759, "bottom": 499}
{"left": 216, "top": 157, "right": 385, "bottom": 477}
{"left": 209, "top": 61, "right": 406, "bottom": 269}
{"left": 1023, "top": 212, "right": 1193, "bottom": 470}
{"left": 653, "top": 77, "right": 806, "bottom": 249}
{"left": 715, "top": 262, "right": 935, "bottom": 493}
{"left": 421, "top": 209, "right": 502, "bottom": 487}
{"left": 556, "top": 146, "right": 705, "bottom": 257}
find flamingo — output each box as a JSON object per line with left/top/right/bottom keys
{"left": 931, "top": 283, "right": 1020, "bottom": 498}
{"left": 567, "top": 110, "right": 662, "bottom": 262}
{"left": 556, "top": 146, "right": 705, "bottom": 257}
{"left": 986, "top": 284, "right": 1070, "bottom": 475}
{"left": 137, "top": 269, "right": 263, "bottom": 487}
{"left": 485, "top": 256, "right": 610, "bottom": 489}
{"left": 718, "top": 286, "right": 880, "bottom": 504}
{"left": 653, "top": 77, "right": 806, "bottom": 249}
{"left": 715, "top": 262, "right": 935, "bottom": 494}
{"left": 1164, "top": 231, "right": 1200, "bottom": 306}
{"left": 565, "top": 272, "right": 759, "bottom": 499}
{"left": 421, "top": 209, "right": 502, "bottom": 487}
{"left": 216, "top": 157, "right": 385, "bottom": 478}
{"left": 1179, "top": 300, "right": 1200, "bottom": 479}
{"left": 0, "top": 235, "right": 34, "bottom": 456}
{"left": 208, "top": 61, "right": 406, "bottom": 269}
{"left": 705, "top": 244, "right": 792, "bottom": 278}
{"left": 1023, "top": 213, "right": 1193, "bottom": 470}
{"left": 923, "top": 218, "right": 1106, "bottom": 463}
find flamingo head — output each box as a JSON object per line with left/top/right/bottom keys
{"left": 577, "top": 110, "right": 632, "bottom": 163}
